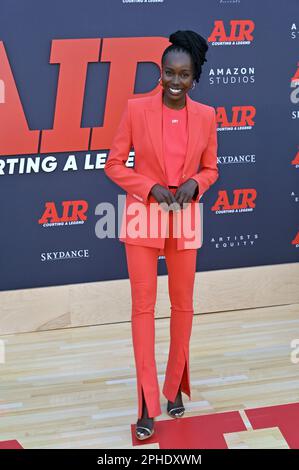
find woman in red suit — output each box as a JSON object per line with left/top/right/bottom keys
{"left": 104, "top": 30, "right": 219, "bottom": 440}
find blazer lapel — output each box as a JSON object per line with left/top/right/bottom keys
{"left": 145, "top": 89, "right": 166, "bottom": 177}
{"left": 145, "top": 89, "right": 202, "bottom": 182}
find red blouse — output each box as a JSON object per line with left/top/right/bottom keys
{"left": 162, "top": 103, "right": 188, "bottom": 186}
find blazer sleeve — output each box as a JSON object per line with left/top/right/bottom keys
{"left": 190, "top": 107, "right": 219, "bottom": 202}
{"left": 104, "top": 100, "right": 158, "bottom": 203}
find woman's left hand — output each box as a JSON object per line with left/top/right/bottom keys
{"left": 174, "top": 178, "right": 198, "bottom": 208}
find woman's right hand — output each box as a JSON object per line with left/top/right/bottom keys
{"left": 149, "top": 184, "right": 179, "bottom": 210}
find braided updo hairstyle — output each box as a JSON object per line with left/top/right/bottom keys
{"left": 161, "top": 30, "right": 209, "bottom": 83}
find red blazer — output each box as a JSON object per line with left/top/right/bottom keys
{"left": 104, "top": 88, "right": 219, "bottom": 254}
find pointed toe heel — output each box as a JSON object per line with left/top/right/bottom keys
{"left": 135, "top": 425, "right": 155, "bottom": 440}
{"left": 167, "top": 406, "right": 185, "bottom": 418}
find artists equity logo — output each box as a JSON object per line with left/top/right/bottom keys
{"left": 210, "top": 232, "right": 259, "bottom": 249}
{"left": 216, "top": 106, "right": 255, "bottom": 131}
{"left": 38, "top": 200, "right": 88, "bottom": 227}
{"left": 208, "top": 20, "right": 254, "bottom": 46}
{"left": 212, "top": 189, "right": 257, "bottom": 214}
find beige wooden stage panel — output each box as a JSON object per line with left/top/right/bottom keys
{"left": 224, "top": 428, "right": 289, "bottom": 449}
{"left": 0, "top": 303, "right": 298, "bottom": 448}
{"left": 0, "top": 262, "right": 298, "bottom": 335}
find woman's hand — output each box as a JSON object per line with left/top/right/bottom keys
{"left": 150, "top": 184, "right": 178, "bottom": 210}
{"left": 174, "top": 179, "right": 198, "bottom": 208}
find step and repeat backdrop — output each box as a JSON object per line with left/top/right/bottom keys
{"left": 0, "top": 0, "right": 298, "bottom": 291}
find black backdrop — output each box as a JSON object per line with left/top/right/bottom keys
{"left": 0, "top": 0, "right": 298, "bottom": 291}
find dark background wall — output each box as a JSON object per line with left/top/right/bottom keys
{"left": 0, "top": 0, "right": 298, "bottom": 291}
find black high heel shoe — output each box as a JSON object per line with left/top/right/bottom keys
{"left": 135, "top": 392, "right": 155, "bottom": 440}
{"left": 167, "top": 387, "right": 185, "bottom": 418}
{"left": 167, "top": 405, "right": 185, "bottom": 418}
{"left": 135, "top": 424, "right": 155, "bottom": 440}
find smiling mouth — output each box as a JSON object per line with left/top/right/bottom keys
{"left": 168, "top": 87, "right": 183, "bottom": 95}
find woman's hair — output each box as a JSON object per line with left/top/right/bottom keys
{"left": 161, "top": 30, "right": 209, "bottom": 83}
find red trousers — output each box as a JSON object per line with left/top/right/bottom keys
{"left": 124, "top": 203, "right": 197, "bottom": 419}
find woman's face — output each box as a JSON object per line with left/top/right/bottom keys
{"left": 161, "top": 50, "right": 194, "bottom": 106}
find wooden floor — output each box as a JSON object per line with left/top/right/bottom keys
{"left": 0, "top": 303, "right": 298, "bottom": 449}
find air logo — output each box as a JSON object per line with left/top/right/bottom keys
{"left": 38, "top": 200, "right": 88, "bottom": 224}
{"left": 212, "top": 189, "right": 257, "bottom": 211}
{"left": 216, "top": 106, "right": 255, "bottom": 128}
{"left": 208, "top": 20, "right": 255, "bottom": 43}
